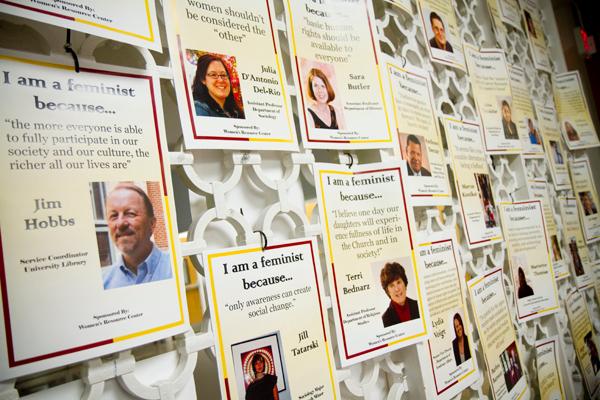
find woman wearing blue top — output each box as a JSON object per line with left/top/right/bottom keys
{"left": 192, "top": 54, "right": 244, "bottom": 119}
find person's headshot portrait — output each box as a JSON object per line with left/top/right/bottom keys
{"left": 551, "top": 235, "right": 562, "bottom": 261}
{"left": 579, "top": 191, "right": 598, "bottom": 216}
{"left": 500, "top": 100, "right": 518, "bottom": 140}
{"left": 516, "top": 266, "right": 534, "bottom": 299}
{"left": 380, "top": 262, "right": 420, "bottom": 328}
{"left": 245, "top": 353, "right": 279, "bottom": 400}
{"left": 191, "top": 52, "right": 245, "bottom": 119}
{"left": 97, "top": 182, "right": 172, "bottom": 290}
{"left": 428, "top": 12, "right": 453, "bottom": 53}
{"left": 404, "top": 134, "right": 432, "bottom": 177}
{"left": 564, "top": 121, "right": 579, "bottom": 141}
{"left": 306, "top": 67, "right": 341, "bottom": 130}
{"left": 452, "top": 312, "right": 471, "bottom": 366}
{"left": 584, "top": 331, "right": 600, "bottom": 375}
{"left": 524, "top": 10, "right": 537, "bottom": 38}
{"left": 549, "top": 140, "right": 564, "bottom": 165}
{"left": 527, "top": 118, "right": 541, "bottom": 145}
{"left": 568, "top": 238, "right": 584, "bottom": 276}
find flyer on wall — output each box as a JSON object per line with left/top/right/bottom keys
{"left": 559, "top": 197, "right": 593, "bottom": 289}
{"left": 417, "top": 0, "right": 466, "bottom": 70}
{"left": 415, "top": 231, "right": 479, "bottom": 400}
{"left": 464, "top": 45, "right": 521, "bottom": 154}
{"left": 522, "top": 0, "right": 551, "bottom": 73}
{"left": 314, "top": 161, "right": 429, "bottom": 366}
{"left": 486, "top": 0, "right": 509, "bottom": 49}
{"left": 535, "top": 337, "right": 566, "bottom": 400}
{"left": 0, "top": 53, "right": 188, "bottom": 379}
{"left": 526, "top": 180, "right": 568, "bottom": 280}
{"left": 536, "top": 102, "right": 571, "bottom": 191}
{"left": 564, "top": 290, "right": 600, "bottom": 398}
{"left": 383, "top": 57, "right": 452, "bottom": 205}
{"left": 444, "top": 117, "right": 503, "bottom": 249}
{"left": 468, "top": 268, "right": 528, "bottom": 400}
{"left": 498, "top": 201, "right": 559, "bottom": 322}
{"left": 496, "top": 0, "right": 522, "bottom": 30}
{"left": 0, "top": 0, "right": 162, "bottom": 51}
{"left": 164, "top": 0, "right": 297, "bottom": 150}
{"left": 509, "top": 66, "right": 544, "bottom": 157}
{"left": 384, "top": 0, "right": 412, "bottom": 14}
{"left": 285, "top": 0, "right": 393, "bottom": 149}
{"left": 594, "top": 260, "right": 600, "bottom": 309}
{"left": 202, "top": 238, "right": 339, "bottom": 400}
{"left": 554, "top": 71, "right": 600, "bottom": 150}
{"left": 569, "top": 158, "right": 600, "bottom": 243}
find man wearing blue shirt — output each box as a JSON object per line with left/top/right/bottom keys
{"left": 102, "top": 184, "right": 172, "bottom": 289}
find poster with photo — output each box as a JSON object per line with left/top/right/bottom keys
{"left": 0, "top": 53, "right": 188, "bottom": 379}
{"left": 383, "top": 58, "right": 451, "bottom": 205}
{"left": 285, "top": 0, "right": 393, "bottom": 149}
{"left": 164, "top": 0, "right": 297, "bottom": 150}
{"left": 593, "top": 260, "right": 600, "bottom": 310}
{"left": 509, "top": 66, "right": 544, "bottom": 157}
{"left": 522, "top": 0, "right": 551, "bottom": 73}
{"left": 486, "top": 0, "right": 509, "bottom": 48}
{"left": 415, "top": 232, "right": 479, "bottom": 400}
{"left": 0, "top": 0, "right": 161, "bottom": 51}
{"left": 444, "top": 117, "right": 503, "bottom": 248}
{"left": 314, "top": 162, "right": 429, "bottom": 366}
{"left": 384, "top": 0, "right": 413, "bottom": 13}
{"left": 498, "top": 201, "right": 559, "bottom": 322}
{"left": 535, "top": 337, "right": 566, "bottom": 400}
{"left": 536, "top": 102, "right": 571, "bottom": 191}
{"left": 569, "top": 159, "right": 600, "bottom": 243}
{"left": 564, "top": 290, "right": 600, "bottom": 398}
{"left": 554, "top": 71, "right": 600, "bottom": 150}
{"left": 468, "top": 268, "right": 528, "bottom": 400}
{"left": 464, "top": 45, "right": 521, "bottom": 154}
{"left": 418, "top": 0, "right": 466, "bottom": 69}
{"left": 526, "top": 180, "right": 568, "bottom": 280}
{"left": 559, "top": 197, "right": 593, "bottom": 289}
{"left": 202, "top": 238, "right": 338, "bottom": 400}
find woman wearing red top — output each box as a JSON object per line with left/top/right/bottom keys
{"left": 380, "top": 262, "right": 420, "bottom": 328}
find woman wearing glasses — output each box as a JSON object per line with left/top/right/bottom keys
{"left": 192, "top": 54, "right": 245, "bottom": 119}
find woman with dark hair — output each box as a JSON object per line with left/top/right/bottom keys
{"left": 192, "top": 53, "right": 244, "bottom": 119}
{"left": 380, "top": 262, "right": 420, "bottom": 327}
{"left": 245, "top": 353, "right": 278, "bottom": 400}
{"left": 306, "top": 68, "right": 339, "bottom": 129}
{"left": 451, "top": 313, "right": 471, "bottom": 366}
{"left": 564, "top": 121, "right": 579, "bottom": 141}
{"left": 516, "top": 267, "right": 534, "bottom": 299}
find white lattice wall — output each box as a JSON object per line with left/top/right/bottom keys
{"left": 0, "top": 0, "right": 599, "bottom": 399}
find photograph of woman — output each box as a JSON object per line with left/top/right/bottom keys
{"left": 516, "top": 267, "right": 534, "bottom": 299}
{"left": 452, "top": 313, "right": 471, "bottom": 366}
{"left": 192, "top": 53, "right": 245, "bottom": 119}
{"left": 380, "top": 262, "right": 420, "bottom": 328}
{"left": 564, "top": 121, "right": 580, "bottom": 141}
{"left": 306, "top": 68, "right": 340, "bottom": 130}
{"left": 245, "top": 353, "right": 278, "bottom": 400}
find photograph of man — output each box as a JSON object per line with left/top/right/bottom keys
{"left": 568, "top": 238, "right": 585, "bottom": 276}
{"left": 527, "top": 118, "right": 541, "bottom": 145}
{"left": 549, "top": 141, "right": 564, "bottom": 165}
{"left": 405, "top": 134, "right": 431, "bottom": 176}
{"left": 579, "top": 191, "right": 598, "bottom": 216}
{"left": 428, "top": 12, "right": 454, "bottom": 53}
{"left": 452, "top": 313, "right": 471, "bottom": 366}
{"left": 501, "top": 342, "right": 522, "bottom": 392}
{"left": 102, "top": 183, "right": 172, "bottom": 289}
{"left": 516, "top": 267, "right": 534, "bottom": 299}
{"left": 564, "top": 121, "right": 580, "bottom": 142}
{"left": 380, "top": 262, "right": 420, "bottom": 328}
{"left": 501, "top": 100, "right": 519, "bottom": 140}
{"left": 584, "top": 331, "right": 600, "bottom": 375}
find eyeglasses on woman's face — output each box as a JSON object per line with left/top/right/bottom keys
{"left": 206, "top": 72, "right": 229, "bottom": 81}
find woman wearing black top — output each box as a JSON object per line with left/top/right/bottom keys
{"left": 306, "top": 68, "right": 339, "bottom": 130}
{"left": 245, "top": 353, "right": 278, "bottom": 400}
